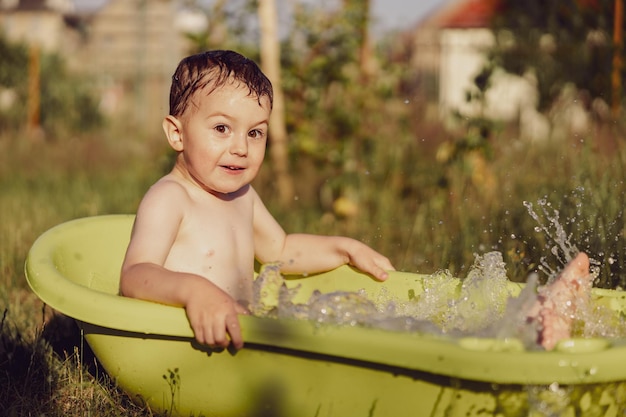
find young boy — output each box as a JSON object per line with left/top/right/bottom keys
{"left": 120, "top": 50, "right": 395, "bottom": 350}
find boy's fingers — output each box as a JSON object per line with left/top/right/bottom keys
{"left": 378, "top": 256, "right": 395, "bottom": 271}
{"left": 362, "top": 258, "right": 393, "bottom": 281}
{"left": 194, "top": 325, "right": 209, "bottom": 346}
{"left": 227, "top": 318, "right": 244, "bottom": 349}
{"left": 212, "top": 321, "right": 229, "bottom": 348}
{"left": 236, "top": 303, "right": 250, "bottom": 315}
{"left": 372, "top": 266, "right": 389, "bottom": 281}
{"left": 374, "top": 257, "right": 395, "bottom": 281}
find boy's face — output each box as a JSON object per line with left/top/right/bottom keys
{"left": 169, "top": 82, "right": 271, "bottom": 196}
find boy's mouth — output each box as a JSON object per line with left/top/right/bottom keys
{"left": 222, "top": 165, "right": 244, "bottom": 171}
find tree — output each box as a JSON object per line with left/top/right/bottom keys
{"left": 612, "top": 0, "right": 624, "bottom": 116}
{"left": 489, "top": 0, "right": 623, "bottom": 114}
{"left": 0, "top": 34, "right": 102, "bottom": 137}
{"left": 343, "top": 0, "right": 374, "bottom": 82}
{"left": 258, "top": 0, "right": 294, "bottom": 206}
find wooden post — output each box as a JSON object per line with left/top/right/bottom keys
{"left": 358, "top": 0, "right": 374, "bottom": 83}
{"left": 612, "top": 0, "right": 623, "bottom": 118}
{"left": 258, "top": 0, "right": 295, "bottom": 206}
{"left": 27, "top": 43, "right": 41, "bottom": 133}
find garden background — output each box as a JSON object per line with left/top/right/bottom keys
{"left": 1, "top": 0, "right": 625, "bottom": 414}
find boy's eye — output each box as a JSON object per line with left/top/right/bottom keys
{"left": 214, "top": 125, "right": 228, "bottom": 134}
{"left": 249, "top": 129, "right": 264, "bottom": 139}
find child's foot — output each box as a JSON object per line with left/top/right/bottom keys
{"left": 526, "top": 252, "right": 593, "bottom": 350}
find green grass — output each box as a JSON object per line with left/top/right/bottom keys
{"left": 1, "top": 121, "right": 625, "bottom": 415}
{"left": 0, "top": 132, "right": 164, "bottom": 416}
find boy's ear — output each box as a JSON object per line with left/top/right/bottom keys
{"left": 162, "top": 115, "right": 184, "bottom": 152}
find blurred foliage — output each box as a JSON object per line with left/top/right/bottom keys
{"left": 489, "top": 0, "right": 622, "bottom": 112}
{"left": 1, "top": 2, "right": 626, "bottom": 414}
{"left": 0, "top": 34, "right": 102, "bottom": 137}
{"left": 264, "top": 1, "right": 419, "bottom": 213}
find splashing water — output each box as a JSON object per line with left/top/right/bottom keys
{"left": 523, "top": 199, "right": 578, "bottom": 278}
{"left": 448, "top": 251, "right": 512, "bottom": 334}
{"left": 252, "top": 252, "right": 539, "bottom": 345}
{"left": 520, "top": 199, "right": 626, "bottom": 343}
{"left": 523, "top": 199, "right": 576, "bottom": 256}
{"left": 522, "top": 199, "right": 602, "bottom": 283}
{"left": 251, "top": 199, "right": 626, "bottom": 351}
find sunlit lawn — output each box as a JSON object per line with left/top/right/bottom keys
{"left": 0, "top": 131, "right": 165, "bottom": 416}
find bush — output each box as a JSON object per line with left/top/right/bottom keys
{"left": 0, "top": 35, "right": 102, "bottom": 138}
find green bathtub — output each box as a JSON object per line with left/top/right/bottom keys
{"left": 25, "top": 215, "right": 626, "bottom": 416}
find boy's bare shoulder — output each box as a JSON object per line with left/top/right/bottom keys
{"left": 136, "top": 175, "right": 192, "bottom": 216}
{"left": 146, "top": 175, "right": 190, "bottom": 199}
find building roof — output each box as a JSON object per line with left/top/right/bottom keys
{"left": 1, "top": 0, "right": 47, "bottom": 11}
{"left": 420, "top": 0, "right": 606, "bottom": 31}
{"left": 0, "top": 0, "right": 74, "bottom": 13}
{"left": 441, "top": 0, "right": 503, "bottom": 29}
{"left": 425, "top": 0, "right": 503, "bottom": 29}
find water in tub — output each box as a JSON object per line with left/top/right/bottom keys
{"left": 252, "top": 251, "right": 623, "bottom": 348}
{"left": 251, "top": 200, "right": 626, "bottom": 348}
{"left": 250, "top": 199, "right": 626, "bottom": 414}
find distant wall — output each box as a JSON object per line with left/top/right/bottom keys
{"left": 0, "top": 11, "right": 65, "bottom": 52}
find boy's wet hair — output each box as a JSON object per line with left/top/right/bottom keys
{"left": 169, "top": 50, "right": 273, "bottom": 117}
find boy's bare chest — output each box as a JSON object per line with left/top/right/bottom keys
{"left": 178, "top": 199, "right": 253, "bottom": 249}
{"left": 164, "top": 197, "right": 255, "bottom": 297}
{"left": 166, "top": 189, "right": 251, "bottom": 260}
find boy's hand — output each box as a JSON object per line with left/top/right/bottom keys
{"left": 347, "top": 243, "right": 395, "bottom": 281}
{"left": 184, "top": 279, "right": 249, "bottom": 349}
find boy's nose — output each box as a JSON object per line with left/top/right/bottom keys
{"left": 230, "top": 134, "right": 248, "bottom": 156}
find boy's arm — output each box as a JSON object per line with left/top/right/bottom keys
{"left": 120, "top": 182, "right": 247, "bottom": 349}
{"left": 252, "top": 189, "right": 394, "bottom": 280}
{"left": 279, "top": 234, "right": 394, "bottom": 281}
